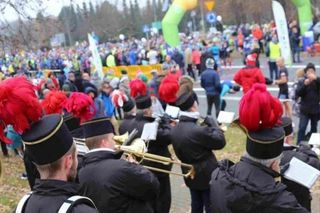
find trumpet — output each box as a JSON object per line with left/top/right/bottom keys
{"left": 113, "top": 132, "right": 129, "bottom": 145}
{"left": 116, "top": 138, "right": 195, "bottom": 179}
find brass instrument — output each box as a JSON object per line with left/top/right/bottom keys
{"left": 113, "top": 132, "right": 129, "bottom": 144}
{"left": 117, "top": 139, "right": 195, "bottom": 179}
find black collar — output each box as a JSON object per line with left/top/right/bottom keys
{"left": 33, "top": 179, "right": 79, "bottom": 196}
{"left": 123, "top": 114, "right": 135, "bottom": 120}
{"left": 83, "top": 150, "right": 122, "bottom": 165}
{"left": 240, "top": 157, "right": 281, "bottom": 178}
{"left": 178, "top": 115, "right": 198, "bottom": 123}
{"left": 135, "top": 113, "right": 155, "bottom": 122}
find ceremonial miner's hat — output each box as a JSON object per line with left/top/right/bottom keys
{"left": 82, "top": 117, "right": 114, "bottom": 139}
{"left": 175, "top": 92, "right": 195, "bottom": 111}
{"left": 63, "top": 114, "right": 81, "bottom": 132}
{"left": 135, "top": 95, "right": 152, "bottom": 110}
{"left": 122, "top": 98, "right": 135, "bottom": 113}
{"left": 22, "top": 114, "right": 73, "bottom": 165}
{"left": 246, "top": 127, "right": 285, "bottom": 159}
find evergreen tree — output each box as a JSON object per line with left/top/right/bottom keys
{"left": 76, "top": 4, "right": 83, "bottom": 22}
{"left": 69, "top": 5, "right": 78, "bottom": 40}
{"left": 122, "top": 0, "right": 129, "bottom": 17}
{"left": 134, "top": 0, "right": 143, "bottom": 36}
{"left": 129, "top": 0, "right": 135, "bottom": 36}
{"left": 82, "top": 2, "right": 89, "bottom": 18}
{"left": 145, "top": 0, "right": 153, "bottom": 24}
{"left": 156, "top": 0, "right": 163, "bottom": 21}
{"left": 36, "top": 12, "right": 45, "bottom": 22}
{"left": 89, "top": 1, "right": 95, "bottom": 17}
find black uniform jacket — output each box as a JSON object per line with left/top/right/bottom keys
{"left": 170, "top": 115, "right": 226, "bottom": 190}
{"left": 210, "top": 157, "right": 309, "bottom": 213}
{"left": 118, "top": 112, "right": 172, "bottom": 178}
{"left": 22, "top": 179, "right": 98, "bottom": 213}
{"left": 119, "top": 114, "right": 135, "bottom": 135}
{"left": 78, "top": 149, "right": 160, "bottom": 213}
{"left": 281, "top": 145, "right": 320, "bottom": 210}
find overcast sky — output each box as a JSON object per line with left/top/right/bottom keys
{"left": 2, "top": 0, "right": 147, "bottom": 22}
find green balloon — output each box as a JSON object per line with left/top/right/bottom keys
{"left": 162, "top": 4, "right": 186, "bottom": 47}
{"left": 291, "top": 0, "right": 313, "bottom": 35}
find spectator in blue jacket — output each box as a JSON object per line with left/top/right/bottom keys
{"left": 100, "top": 81, "right": 115, "bottom": 118}
{"left": 201, "top": 58, "right": 221, "bottom": 117}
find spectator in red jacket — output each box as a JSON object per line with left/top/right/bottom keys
{"left": 192, "top": 47, "right": 202, "bottom": 75}
{"left": 233, "top": 54, "right": 265, "bottom": 93}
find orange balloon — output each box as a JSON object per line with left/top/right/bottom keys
{"left": 174, "top": 0, "right": 198, "bottom": 11}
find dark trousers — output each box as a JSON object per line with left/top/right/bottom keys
{"left": 187, "top": 64, "right": 195, "bottom": 79}
{"left": 297, "top": 112, "right": 319, "bottom": 144}
{"left": 206, "top": 95, "right": 220, "bottom": 118}
{"left": 268, "top": 61, "right": 278, "bottom": 80}
{"left": 196, "top": 64, "right": 201, "bottom": 75}
{"left": 154, "top": 175, "right": 171, "bottom": 213}
{"left": 189, "top": 189, "right": 211, "bottom": 213}
{"left": 1, "top": 140, "right": 8, "bottom": 156}
{"left": 292, "top": 47, "right": 301, "bottom": 63}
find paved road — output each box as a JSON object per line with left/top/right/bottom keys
{"left": 169, "top": 55, "right": 320, "bottom": 212}
{"left": 194, "top": 55, "right": 320, "bottom": 132}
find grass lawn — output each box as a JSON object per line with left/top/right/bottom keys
{"left": 0, "top": 126, "right": 319, "bottom": 213}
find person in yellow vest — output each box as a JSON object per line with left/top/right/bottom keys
{"left": 106, "top": 52, "right": 116, "bottom": 67}
{"left": 266, "top": 35, "right": 281, "bottom": 80}
{"left": 8, "top": 64, "right": 15, "bottom": 76}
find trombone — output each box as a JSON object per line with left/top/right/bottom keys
{"left": 116, "top": 138, "right": 195, "bottom": 179}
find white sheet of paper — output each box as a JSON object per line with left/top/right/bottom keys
{"left": 141, "top": 122, "right": 158, "bottom": 141}
{"left": 75, "top": 142, "right": 89, "bottom": 155}
{"left": 217, "top": 111, "right": 235, "bottom": 124}
{"left": 165, "top": 105, "right": 180, "bottom": 119}
{"left": 308, "top": 133, "right": 320, "bottom": 146}
{"left": 284, "top": 157, "right": 320, "bottom": 189}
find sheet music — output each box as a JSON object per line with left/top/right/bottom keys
{"left": 217, "top": 111, "right": 235, "bottom": 124}
{"left": 165, "top": 105, "right": 180, "bottom": 119}
{"left": 76, "top": 142, "right": 89, "bottom": 155}
{"left": 141, "top": 122, "right": 158, "bottom": 141}
{"left": 284, "top": 157, "right": 320, "bottom": 189}
{"left": 309, "top": 133, "right": 320, "bottom": 146}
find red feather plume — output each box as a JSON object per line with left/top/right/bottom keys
{"left": 159, "top": 75, "right": 179, "bottom": 104}
{"left": 65, "top": 92, "right": 95, "bottom": 123}
{"left": 42, "top": 91, "right": 68, "bottom": 115}
{"left": 130, "top": 79, "right": 147, "bottom": 98}
{"left": 0, "top": 77, "right": 42, "bottom": 144}
{"left": 239, "top": 83, "right": 283, "bottom": 131}
{"left": 111, "top": 90, "right": 128, "bottom": 108}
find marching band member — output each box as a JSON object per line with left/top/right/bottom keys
{"left": 119, "top": 95, "right": 173, "bottom": 213}
{"left": 17, "top": 114, "right": 98, "bottom": 213}
{"left": 78, "top": 117, "right": 159, "bottom": 213}
{"left": 171, "top": 92, "right": 226, "bottom": 213}
{"left": 210, "top": 84, "right": 308, "bottom": 213}
{"left": 280, "top": 117, "right": 320, "bottom": 211}
{"left": 119, "top": 98, "right": 136, "bottom": 135}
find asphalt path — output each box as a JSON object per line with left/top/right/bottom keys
{"left": 193, "top": 55, "right": 320, "bottom": 134}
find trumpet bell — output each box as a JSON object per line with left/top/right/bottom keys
{"left": 113, "top": 132, "right": 129, "bottom": 144}
{"left": 120, "top": 138, "right": 147, "bottom": 153}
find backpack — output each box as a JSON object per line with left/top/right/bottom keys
{"left": 15, "top": 192, "right": 96, "bottom": 213}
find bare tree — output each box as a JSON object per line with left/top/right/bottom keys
{"left": 0, "top": 0, "right": 45, "bottom": 50}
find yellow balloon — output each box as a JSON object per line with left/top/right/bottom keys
{"left": 174, "top": 0, "right": 198, "bottom": 11}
